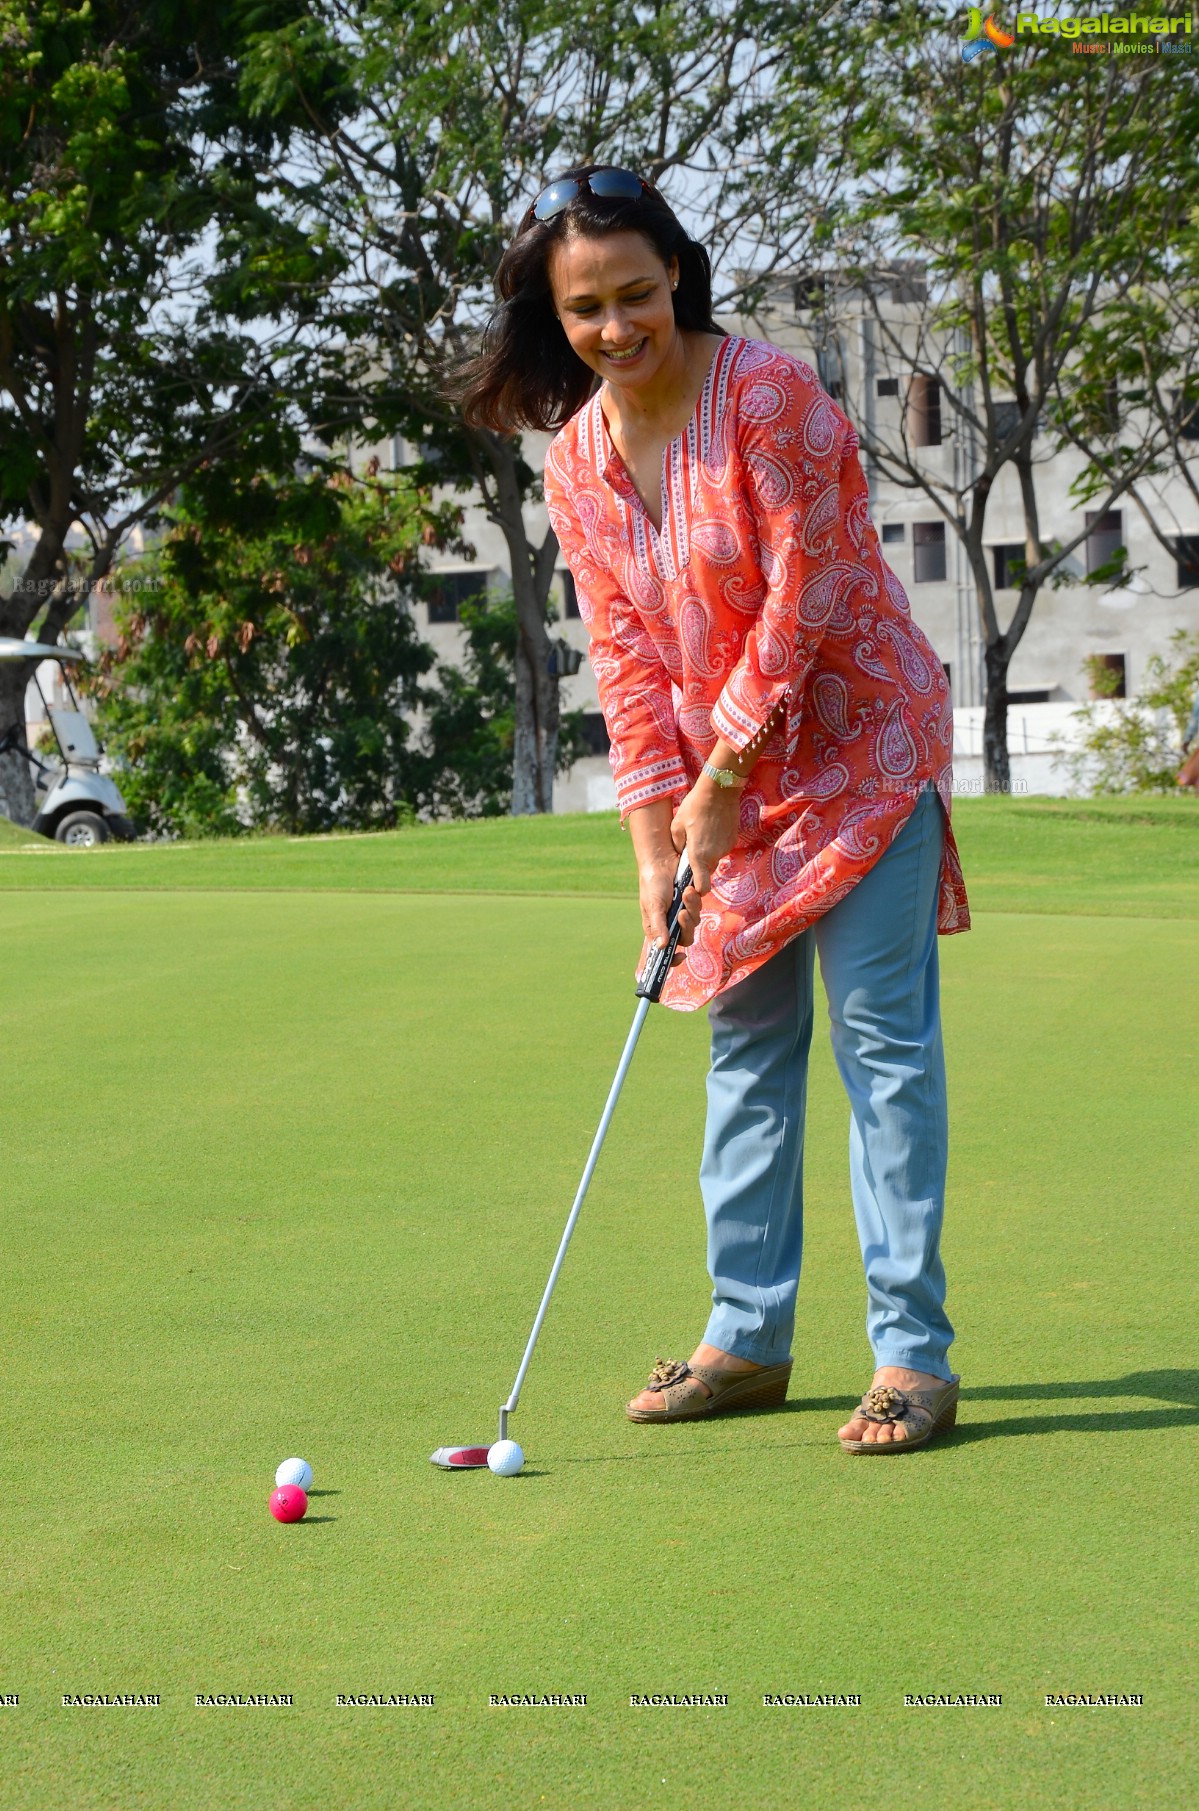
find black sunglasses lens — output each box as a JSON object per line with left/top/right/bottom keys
{"left": 533, "top": 180, "right": 580, "bottom": 221}
{"left": 586, "top": 169, "right": 645, "bottom": 200}
{"left": 530, "top": 168, "right": 646, "bottom": 223}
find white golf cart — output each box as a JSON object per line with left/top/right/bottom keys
{"left": 0, "top": 639, "right": 135, "bottom": 846}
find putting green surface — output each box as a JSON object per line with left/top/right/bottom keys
{"left": 1, "top": 806, "right": 1196, "bottom": 1809}
{"left": 0, "top": 792, "right": 1196, "bottom": 920}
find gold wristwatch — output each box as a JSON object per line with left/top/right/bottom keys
{"left": 701, "top": 760, "right": 747, "bottom": 789}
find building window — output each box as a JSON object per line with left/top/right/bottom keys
{"left": 1095, "top": 381, "right": 1120, "bottom": 436}
{"left": 993, "top": 398, "right": 1042, "bottom": 440}
{"left": 1085, "top": 510, "right": 1124, "bottom": 578}
{"left": 877, "top": 376, "right": 900, "bottom": 398}
{"left": 825, "top": 379, "right": 843, "bottom": 401}
{"left": 578, "top": 712, "right": 611, "bottom": 755}
{"left": 992, "top": 401, "right": 1021, "bottom": 441}
{"left": 909, "top": 373, "right": 942, "bottom": 447}
{"left": 881, "top": 522, "right": 905, "bottom": 544}
{"left": 793, "top": 273, "right": 828, "bottom": 313}
{"left": 942, "top": 661, "right": 952, "bottom": 696}
{"left": 1089, "top": 653, "right": 1126, "bottom": 700}
{"left": 424, "top": 569, "right": 489, "bottom": 624}
{"left": 992, "top": 544, "right": 1027, "bottom": 589}
{"left": 889, "top": 264, "right": 927, "bottom": 304}
{"left": 1171, "top": 391, "right": 1199, "bottom": 440}
{"left": 912, "top": 520, "right": 947, "bottom": 583}
{"left": 560, "top": 569, "right": 580, "bottom": 619}
{"left": 1171, "top": 535, "right": 1199, "bottom": 588}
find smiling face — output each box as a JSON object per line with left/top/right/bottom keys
{"left": 546, "top": 230, "right": 680, "bottom": 392}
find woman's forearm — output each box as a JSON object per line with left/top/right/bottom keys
{"left": 627, "top": 797, "right": 676, "bottom": 873}
{"left": 626, "top": 698, "right": 788, "bottom": 882}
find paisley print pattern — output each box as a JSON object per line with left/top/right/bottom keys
{"left": 876, "top": 698, "right": 920, "bottom": 779}
{"left": 799, "top": 560, "right": 877, "bottom": 629}
{"left": 811, "top": 672, "right": 859, "bottom": 742}
{"left": 804, "top": 761, "right": 851, "bottom": 799}
{"left": 884, "top": 565, "right": 913, "bottom": 618}
{"left": 543, "top": 336, "right": 970, "bottom": 1010}
{"left": 740, "top": 379, "right": 789, "bottom": 422}
{"left": 690, "top": 518, "right": 740, "bottom": 564}
{"left": 677, "top": 702, "right": 714, "bottom": 741}
{"left": 745, "top": 451, "right": 798, "bottom": 510}
{"left": 800, "top": 395, "right": 840, "bottom": 459}
{"left": 845, "top": 488, "right": 872, "bottom": 555}
{"left": 878, "top": 619, "right": 936, "bottom": 693}
{"left": 801, "top": 482, "right": 842, "bottom": 556}
{"left": 853, "top": 636, "right": 893, "bottom": 682}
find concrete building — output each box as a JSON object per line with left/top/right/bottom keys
{"left": 11, "top": 279, "right": 1186, "bottom": 807}
{"left": 399, "top": 274, "right": 1197, "bottom": 804}
{"left": 742, "top": 273, "right": 1199, "bottom": 793}
{"left": 376, "top": 424, "right": 612, "bottom": 811}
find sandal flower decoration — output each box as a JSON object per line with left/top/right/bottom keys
{"left": 863, "top": 1384, "right": 910, "bottom": 1421}
{"left": 647, "top": 1357, "right": 690, "bottom": 1390}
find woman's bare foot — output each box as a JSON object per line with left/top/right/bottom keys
{"left": 627, "top": 1342, "right": 766, "bottom": 1414}
{"left": 837, "top": 1366, "right": 948, "bottom": 1445}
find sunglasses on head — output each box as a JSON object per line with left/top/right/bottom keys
{"left": 528, "top": 167, "right": 651, "bottom": 224}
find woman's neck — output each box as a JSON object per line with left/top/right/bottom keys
{"left": 602, "top": 329, "right": 717, "bottom": 439}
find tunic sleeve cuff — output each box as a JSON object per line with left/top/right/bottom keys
{"left": 711, "top": 684, "right": 788, "bottom": 756}
{"left": 615, "top": 755, "right": 690, "bottom": 824}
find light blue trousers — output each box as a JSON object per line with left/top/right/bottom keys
{"left": 700, "top": 784, "right": 955, "bottom": 1381}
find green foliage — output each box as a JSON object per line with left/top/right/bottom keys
{"left": 90, "top": 618, "right": 244, "bottom": 841}
{"left": 1051, "top": 631, "right": 1199, "bottom": 796}
{"left": 87, "top": 467, "right": 590, "bottom": 834}
{"left": 418, "top": 588, "right": 588, "bottom": 818}
{"left": 0, "top": 0, "right": 336, "bottom": 649}
{"left": 774, "top": 2, "right": 1197, "bottom": 791}
{"left": 86, "top": 463, "right": 458, "bottom": 836}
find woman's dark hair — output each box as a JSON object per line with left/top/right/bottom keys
{"left": 448, "top": 164, "right": 725, "bottom": 435}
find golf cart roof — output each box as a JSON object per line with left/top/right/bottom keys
{"left": 0, "top": 639, "right": 84, "bottom": 663}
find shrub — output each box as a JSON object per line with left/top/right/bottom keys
{"left": 1050, "top": 631, "right": 1199, "bottom": 795}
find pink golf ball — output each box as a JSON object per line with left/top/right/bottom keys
{"left": 269, "top": 1484, "right": 308, "bottom": 1523}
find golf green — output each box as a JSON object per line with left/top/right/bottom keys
{"left": 0, "top": 804, "right": 1195, "bottom": 1809}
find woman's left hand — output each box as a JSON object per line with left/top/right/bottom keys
{"left": 670, "top": 776, "right": 743, "bottom": 894}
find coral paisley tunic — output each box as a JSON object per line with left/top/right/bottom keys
{"left": 543, "top": 335, "right": 971, "bottom": 1012}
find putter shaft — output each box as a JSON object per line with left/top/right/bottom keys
{"left": 497, "top": 851, "right": 692, "bottom": 1444}
{"left": 499, "top": 995, "right": 651, "bottom": 1442}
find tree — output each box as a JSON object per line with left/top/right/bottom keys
{"left": 785, "top": 3, "right": 1195, "bottom": 791}
{"left": 1064, "top": 137, "right": 1199, "bottom": 580}
{"left": 1049, "top": 630, "right": 1199, "bottom": 797}
{"left": 88, "top": 460, "right": 462, "bottom": 835}
{"left": 236, "top": 0, "right": 842, "bottom": 813}
{"left": 0, "top": 0, "right": 334, "bottom": 822}
{"left": 418, "top": 586, "right": 588, "bottom": 817}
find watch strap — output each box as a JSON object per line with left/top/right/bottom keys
{"left": 701, "top": 760, "right": 747, "bottom": 788}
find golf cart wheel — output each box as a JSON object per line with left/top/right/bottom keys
{"left": 54, "top": 810, "right": 110, "bottom": 848}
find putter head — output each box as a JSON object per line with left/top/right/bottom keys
{"left": 429, "top": 1445, "right": 490, "bottom": 1470}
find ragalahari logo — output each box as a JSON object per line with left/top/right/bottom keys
{"left": 962, "top": 7, "right": 1017, "bottom": 56}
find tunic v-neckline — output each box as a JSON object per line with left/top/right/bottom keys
{"left": 596, "top": 336, "right": 729, "bottom": 549}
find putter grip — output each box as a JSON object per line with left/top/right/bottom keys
{"left": 635, "top": 859, "right": 693, "bottom": 1003}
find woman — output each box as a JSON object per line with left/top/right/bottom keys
{"left": 456, "top": 166, "right": 972, "bottom": 1453}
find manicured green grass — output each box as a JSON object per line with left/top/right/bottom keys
{"left": 0, "top": 811, "right": 45, "bottom": 849}
{"left": 0, "top": 811, "right": 1195, "bottom": 1809}
{"left": 0, "top": 793, "right": 1196, "bottom": 921}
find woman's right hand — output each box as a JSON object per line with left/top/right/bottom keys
{"left": 638, "top": 852, "right": 703, "bottom": 967}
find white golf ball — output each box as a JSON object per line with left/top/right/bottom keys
{"left": 275, "top": 1457, "right": 313, "bottom": 1490}
{"left": 487, "top": 1440, "right": 525, "bottom": 1477}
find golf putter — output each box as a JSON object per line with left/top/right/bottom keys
{"left": 431, "top": 849, "right": 693, "bottom": 1469}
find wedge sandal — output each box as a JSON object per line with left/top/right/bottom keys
{"left": 625, "top": 1355, "right": 793, "bottom": 1424}
{"left": 838, "top": 1374, "right": 960, "bottom": 1453}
